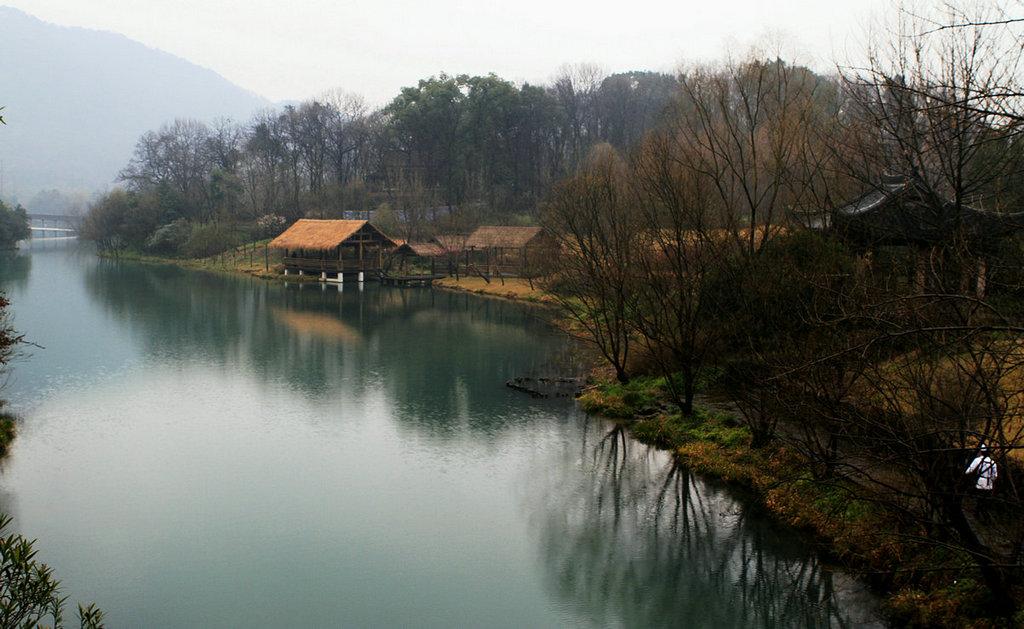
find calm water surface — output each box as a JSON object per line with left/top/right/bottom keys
{"left": 0, "top": 239, "right": 885, "bottom": 628}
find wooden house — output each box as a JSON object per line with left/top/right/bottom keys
{"left": 391, "top": 241, "right": 445, "bottom": 276}
{"left": 269, "top": 219, "right": 398, "bottom": 280}
{"left": 463, "top": 226, "right": 553, "bottom": 276}
{"left": 820, "top": 176, "right": 1024, "bottom": 296}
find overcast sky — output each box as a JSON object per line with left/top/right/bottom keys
{"left": 6, "top": 0, "right": 891, "bottom": 107}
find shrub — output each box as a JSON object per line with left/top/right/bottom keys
{"left": 578, "top": 376, "right": 662, "bottom": 418}
{"left": 183, "top": 222, "right": 239, "bottom": 259}
{"left": 145, "top": 219, "right": 191, "bottom": 255}
{"left": 0, "top": 513, "right": 104, "bottom": 628}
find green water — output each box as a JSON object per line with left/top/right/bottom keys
{"left": 0, "top": 239, "right": 884, "bottom": 628}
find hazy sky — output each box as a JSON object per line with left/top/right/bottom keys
{"left": 7, "top": 0, "right": 890, "bottom": 107}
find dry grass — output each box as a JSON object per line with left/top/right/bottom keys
{"left": 855, "top": 339, "right": 1024, "bottom": 463}
{"left": 433, "top": 276, "right": 554, "bottom": 304}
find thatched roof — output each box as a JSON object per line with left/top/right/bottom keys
{"left": 395, "top": 242, "right": 444, "bottom": 257}
{"left": 465, "top": 226, "right": 545, "bottom": 249}
{"left": 268, "top": 219, "right": 397, "bottom": 251}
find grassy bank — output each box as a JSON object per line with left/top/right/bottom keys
{"left": 432, "top": 276, "right": 554, "bottom": 304}
{"left": 100, "top": 241, "right": 286, "bottom": 279}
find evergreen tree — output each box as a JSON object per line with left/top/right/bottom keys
{"left": 0, "top": 201, "right": 30, "bottom": 248}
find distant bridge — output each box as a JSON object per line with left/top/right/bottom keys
{"left": 27, "top": 213, "right": 79, "bottom": 236}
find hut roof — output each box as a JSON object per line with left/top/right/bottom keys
{"left": 268, "top": 219, "right": 397, "bottom": 250}
{"left": 824, "top": 177, "right": 1024, "bottom": 247}
{"left": 465, "top": 226, "right": 544, "bottom": 249}
{"left": 395, "top": 242, "right": 444, "bottom": 257}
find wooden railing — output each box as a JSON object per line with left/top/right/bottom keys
{"left": 283, "top": 258, "right": 378, "bottom": 273}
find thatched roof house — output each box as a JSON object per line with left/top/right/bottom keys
{"left": 463, "top": 225, "right": 553, "bottom": 275}
{"left": 394, "top": 242, "right": 444, "bottom": 258}
{"left": 389, "top": 241, "right": 447, "bottom": 277}
{"left": 465, "top": 226, "right": 546, "bottom": 250}
{"left": 269, "top": 219, "right": 396, "bottom": 251}
{"left": 269, "top": 219, "right": 398, "bottom": 277}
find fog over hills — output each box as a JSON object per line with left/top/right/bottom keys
{"left": 0, "top": 6, "right": 272, "bottom": 207}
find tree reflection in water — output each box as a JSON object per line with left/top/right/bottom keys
{"left": 531, "top": 418, "right": 885, "bottom": 628}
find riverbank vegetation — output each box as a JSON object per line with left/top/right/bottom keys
{"left": 581, "top": 374, "right": 1022, "bottom": 627}
{"left": 433, "top": 276, "right": 553, "bottom": 304}
{"left": 73, "top": 1, "right": 1024, "bottom": 624}
{"left": 540, "top": 5, "right": 1024, "bottom": 625}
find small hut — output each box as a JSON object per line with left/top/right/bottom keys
{"left": 391, "top": 241, "right": 444, "bottom": 276}
{"left": 424, "top": 235, "right": 469, "bottom": 278}
{"left": 464, "top": 226, "right": 553, "bottom": 276}
{"left": 269, "top": 219, "right": 398, "bottom": 280}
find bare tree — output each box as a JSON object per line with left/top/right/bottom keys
{"left": 838, "top": 2, "right": 1024, "bottom": 213}
{"left": 551, "top": 63, "right": 605, "bottom": 171}
{"left": 543, "top": 144, "right": 641, "bottom": 383}
{"left": 669, "top": 56, "right": 835, "bottom": 257}
{"left": 628, "top": 132, "right": 722, "bottom": 414}
{"left": 774, "top": 283, "right": 1024, "bottom": 615}
{"left": 119, "top": 118, "right": 214, "bottom": 219}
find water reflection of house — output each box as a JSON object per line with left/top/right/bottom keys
{"left": 269, "top": 219, "right": 398, "bottom": 281}
{"left": 270, "top": 308, "right": 362, "bottom": 345}
{"left": 463, "top": 226, "right": 553, "bottom": 276}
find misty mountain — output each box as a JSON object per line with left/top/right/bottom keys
{"left": 0, "top": 6, "right": 272, "bottom": 204}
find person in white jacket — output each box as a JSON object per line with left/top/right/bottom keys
{"left": 966, "top": 443, "right": 998, "bottom": 520}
